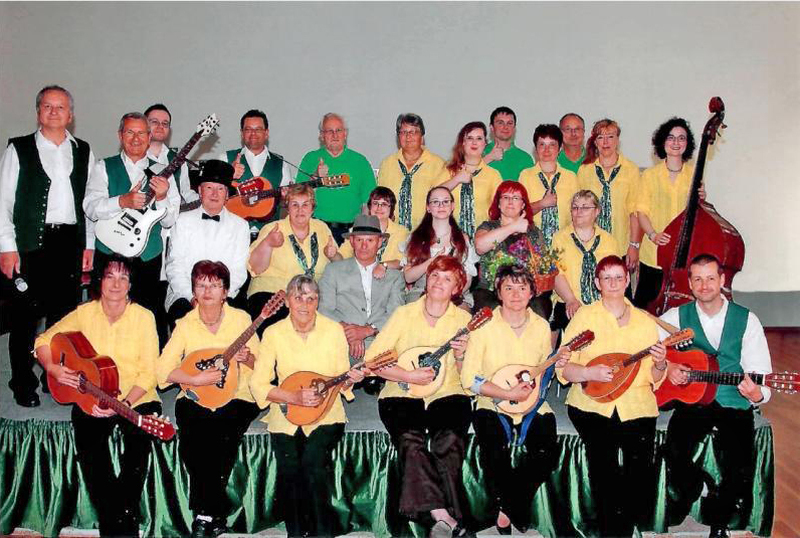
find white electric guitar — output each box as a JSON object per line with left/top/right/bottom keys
{"left": 95, "top": 114, "right": 219, "bottom": 257}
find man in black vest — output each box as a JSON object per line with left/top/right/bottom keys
{"left": 0, "top": 85, "right": 95, "bottom": 407}
{"left": 145, "top": 103, "right": 195, "bottom": 203}
{"left": 659, "top": 254, "right": 773, "bottom": 538}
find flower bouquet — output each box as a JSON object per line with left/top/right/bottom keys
{"left": 480, "top": 234, "right": 562, "bottom": 295}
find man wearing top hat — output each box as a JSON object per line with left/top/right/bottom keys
{"left": 164, "top": 160, "right": 250, "bottom": 326}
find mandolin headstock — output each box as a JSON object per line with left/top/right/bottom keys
{"left": 467, "top": 307, "right": 493, "bottom": 331}
{"left": 260, "top": 290, "right": 286, "bottom": 318}
{"left": 565, "top": 330, "right": 595, "bottom": 352}
{"left": 663, "top": 329, "right": 694, "bottom": 349}
{"left": 365, "top": 350, "right": 399, "bottom": 371}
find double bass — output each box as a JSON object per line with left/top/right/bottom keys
{"left": 648, "top": 97, "right": 745, "bottom": 315}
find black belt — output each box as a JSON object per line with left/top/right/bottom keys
{"left": 44, "top": 223, "right": 77, "bottom": 230}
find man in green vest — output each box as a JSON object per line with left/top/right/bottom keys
{"left": 557, "top": 113, "right": 587, "bottom": 174}
{"left": 145, "top": 103, "right": 195, "bottom": 203}
{"left": 659, "top": 253, "right": 773, "bottom": 538}
{"left": 0, "top": 85, "right": 95, "bottom": 407}
{"left": 219, "top": 109, "right": 294, "bottom": 239}
{"left": 84, "top": 112, "right": 180, "bottom": 348}
{"left": 297, "top": 112, "right": 376, "bottom": 245}
{"left": 483, "top": 106, "right": 534, "bottom": 180}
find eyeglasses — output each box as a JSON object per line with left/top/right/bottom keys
{"left": 321, "top": 128, "right": 345, "bottom": 136}
{"left": 194, "top": 282, "right": 224, "bottom": 291}
{"left": 148, "top": 119, "right": 171, "bottom": 129}
{"left": 122, "top": 129, "right": 148, "bottom": 138}
{"left": 289, "top": 201, "right": 313, "bottom": 209}
{"left": 242, "top": 127, "right": 266, "bottom": 134}
{"left": 398, "top": 129, "right": 421, "bottom": 137}
{"left": 500, "top": 195, "right": 523, "bottom": 203}
{"left": 429, "top": 199, "right": 452, "bottom": 207}
{"left": 370, "top": 200, "right": 391, "bottom": 208}
{"left": 599, "top": 275, "right": 626, "bottom": 283}
{"left": 666, "top": 135, "right": 688, "bottom": 143}
{"left": 571, "top": 205, "right": 597, "bottom": 212}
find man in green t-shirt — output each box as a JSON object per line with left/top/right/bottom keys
{"left": 297, "top": 113, "right": 376, "bottom": 244}
{"left": 483, "top": 106, "right": 534, "bottom": 180}
{"left": 557, "top": 113, "right": 587, "bottom": 174}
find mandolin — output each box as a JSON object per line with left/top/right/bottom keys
{"left": 179, "top": 291, "right": 286, "bottom": 410}
{"left": 47, "top": 332, "right": 175, "bottom": 440}
{"left": 281, "top": 349, "right": 398, "bottom": 426}
{"left": 582, "top": 329, "right": 694, "bottom": 402}
{"left": 656, "top": 349, "right": 799, "bottom": 408}
{"left": 396, "top": 307, "right": 493, "bottom": 398}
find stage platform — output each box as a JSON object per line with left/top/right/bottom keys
{"left": 0, "top": 334, "right": 773, "bottom": 537}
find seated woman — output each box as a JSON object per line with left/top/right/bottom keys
{"left": 247, "top": 183, "right": 341, "bottom": 334}
{"left": 461, "top": 265, "right": 571, "bottom": 534}
{"left": 365, "top": 255, "right": 472, "bottom": 537}
{"left": 34, "top": 254, "right": 161, "bottom": 537}
{"left": 249, "top": 274, "right": 364, "bottom": 538}
{"left": 558, "top": 255, "right": 667, "bottom": 537}
{"left": 473, "top": 180, "right": 548, "bottom": 318}
{"left": 402, "top": 186, "right": 478, "bottom": 307}
{"left": 338, "top": 186, "right": 409, "bottom": 276}
{"left": 436, "top": 121, "right": 503, "bottom": 238}
{"left": 156, "top": 260, "right": 260, "bottom": 538}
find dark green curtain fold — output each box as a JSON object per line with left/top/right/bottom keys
{"left": 0, "top": 418, "right": 773, "bottom": 537}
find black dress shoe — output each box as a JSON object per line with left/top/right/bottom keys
{"left": 361, "top": 377, "right": 385, "bottom": 396}
{"left": 191, "top": 517, "right": 227, "bottom": 538}
{"left": 14, "top": 391, "right": 40, "bottom": 408}
{"left": 495, "top": 523, "right": 512, "bottom": 535}
{"left": 709, "top": 526, "right": 730, "bottom": 538}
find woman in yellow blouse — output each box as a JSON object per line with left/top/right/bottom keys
{"left": 34, "top": 255, "right": 161, "bottom": 537}
{"left": 436, "top": 121, "right": 503, "bottom": 238}
{"left": 249, "top": 274, "right": 364, "bottom": 538}
{"left": 634, "top": 117, "right": 698, "bottom": 308}
{"left": 577, "top": 119, "right": 641, "bottom": 272}
{"left": 366, "top": 255, "right": 471, "bottom": 537}
{"left": 247, "top": 183, "right": 341, "bottom": 334}
{"left": 461, "top": 265, "right": 570, "bottom": 534}
{"left": 157, "top": 260, "right": 260, "bottom": 538}
{"left": 558, "top": 255, "right": 667, "bottom": 538}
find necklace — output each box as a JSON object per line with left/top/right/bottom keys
{"left": 615, "top": 304, "right": 629, "bottom": 321}
{"left": 666, "top": 163, "right": 683, "bottom": 173}
{"left": 509, "top": 314, "right": 529, "bottom": 330}
{"left": 575, "top": 227, "right": 596, "bottom": 243}
{"left": 200, "top": 308, "right": 223, "bottom": 326}
{"left": 424, "top": 302, "right": 446, "bottom": 319}
{"left": 435, "top": 230, "right": 451, "bottom": 245}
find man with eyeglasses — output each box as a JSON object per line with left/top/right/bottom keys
{"left": 0, "top": 85, "right": 95, "bottom": 407}
{"left": 297, "top": 112, "right": 377, "bottom": 245}
{"left": 483, "top": 106, "right": 534, "bottom": 180}
{"left": 145, "top": 103, "right": 195, "bottom": 204}
{"left": 218, "top": 109, "right": 294, "bottom": 237}
{"left": 557, "top": 113, "right": 587, "bottom": 174}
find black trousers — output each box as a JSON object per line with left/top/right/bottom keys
{"left": 174, "top": 398, "right": 260, "bottom": 519}
{"left": 665, "top": 401, "right": 756, "bottom": 529}
{"left": 271, "top": 423, "right": 345, "bottom": 538}
{"left": 246, "top": 291, "right": 290, "bottom": 337}
{"left": 632, "top": 263, "right": 663, "bottom": 310}
{"left": 7, "top": 224, "right": 81, "bottom": 397}
{"left": 379, "top": 395, "right": 472, "bottom": 526}
{"left": 568, "top": 406, "right": 657, "bottom": 537}
{"left": 472, "top": 409, "right": 557, "bottom": 530}
{"left": 72, "top": 400, "right": 162, "bottom": 537}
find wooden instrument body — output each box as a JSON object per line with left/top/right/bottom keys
{"left": 396, "top": 346, "right": 446, "bottom": 398}
{"left": 227, "top": 176, "right": 278, "bottom": 220}
{"left": 179, "top": 347, "right": 240, "bottom": 411}
{"left": 655, "top": 349, "right": 718, "bottom": 407}
{"left": 581, "top": 353, "right": 642, "bottom": 403}
{"left": 280, "top": 371, "right": 342, "bottom": 426}
{"left": 492, "top": 363, "right": 552, "bottom": 415}
{"left": 48, "top": 332, "right": 121, "bottom": 415}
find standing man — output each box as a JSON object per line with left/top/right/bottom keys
{"left": 297, "top": 113, "right": 376, "bottom": 244}
{"left": 660, "top": 254, "right": 773, "bottom": 538}
{"left": 483, "top": 106, "right": 534, "bottom": 181}
{"left": 145, "top": 103, "right": 196, "bottom": 204}
{"left": 84, "top": 112, "right": 180, "bottom": 348}
{"left": 0, "top": 85, "right": 95, "bottom": 407}
{"left": 557, "top": 113, "right": 586, "bottom": 174}
{"left": 219, "top": 109, "right": 293, "bottom": 238}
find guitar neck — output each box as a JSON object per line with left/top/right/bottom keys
{"left": 320, "top": 360, "right": 367, "bottom": 392}
{"left": 81, "top": 379, "right": 142, "bottom": 425}
{"left": 220, "top": 313, "right": 268, "bottom": 365}
{"left": 687, "top": 370, "right": 764, "bottom": 386}
{"left": 621, "top": 347, "right": 653, "bottom": 368}
{"left": 143, "top": 131, "right": 203, "bottom": 205}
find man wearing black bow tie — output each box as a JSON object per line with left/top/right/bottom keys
{"left": 164, "top": 160, "right": 250, "bottom": 327}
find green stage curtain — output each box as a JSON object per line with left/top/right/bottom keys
{"left": 0, "top": 418, "right": 773, "bottom": 537}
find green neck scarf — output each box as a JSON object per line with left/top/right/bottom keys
{"left": 571, "top": 232, "right": 601, "bottom": 304}
{"left": 289, "top": 232, "right": 319, "bottom": 276}
{"left": 594, "top": 163, "right": 621, "bottom": 232}
{"left": 459, "top": 168, "right": 481, "bottom": 238}
{"left": 538, "top": 170, "right": 561, "bottom": 247}
{"left": 397, "top": 160, "right": 422, "bottom": 230}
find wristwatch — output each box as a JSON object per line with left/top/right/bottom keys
{"left": 629, "top": 241, "right": 641, "bottom": 249}
{"left": 367, "top": 323, "right": 379, "bottom": 336}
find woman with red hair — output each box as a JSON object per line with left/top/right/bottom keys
{"left": 366, "top": 255, "right": 474, "bottom": 537}
{"left": 473, "top": 181, "right": 549, "bottom": 318}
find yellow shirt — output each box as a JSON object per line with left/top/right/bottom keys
{"left": 337, "top": 218, "right": 408, "bottom": 263}
{"left": 367, "top": 298, "right": 472, "bottom": 406}
{"left": 250, "top": 314, "right": 353, "bottom": 435}
{"left": 551, "top": 225, "right": 619, "bottom": 305}
{"left": 461, "top": 307, "right": 553, "bottom": 422}
{"left": 518, "top": 163, "right": 579, "bottom": 236}
{"left": 156, "top": 304, "right": 259, "bottom": 403}
{"left": 35, "top": 301, "right": 160, "bottom": 406}
{"left": 436, "top": 161, "right": 503, "bottom": 235}
{"left": 577, "top": 153, "right": 640, "bottom": 256}
{"left": 557, "top": 299, "right": 664, "bottom": 421}
{"left": 635, "top": 161, "right": 694, "bottom": 268}
{"left": 377, "top": 147, "right": 446, "bottom": 229}
{"left": 247, "top": 217, "right": 337, "bottom": 296}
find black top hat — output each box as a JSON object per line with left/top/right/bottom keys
{"left": 189, "top": 160, "right": 235, "bottom": 193}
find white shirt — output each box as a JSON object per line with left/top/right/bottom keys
{"left": 216, "top": 146, "right": 294, "bottom": 186}
{"left": 83, "top": 151, "right": 180, "bottom": 230}
{"left": 355, "top": 258, "right": 378, "bottom": 317}
{"left": 164, "top": 207, "right": 250, "bottom": 310}
{"left": 0, "top": 129, "right": 96, "bottom": 251}
{"left": 147, "top": 144, "right": 197, "bottom": 204}
{"left": 660, "top": 297, "right": 773, "bottom": 404}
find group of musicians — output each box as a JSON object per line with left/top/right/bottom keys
{"left": 0, "top": 85, "right": 773, "bottom": 538}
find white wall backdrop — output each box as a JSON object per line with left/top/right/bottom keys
{"left": 1, "top": 2, "right": 798, "bottom": 291}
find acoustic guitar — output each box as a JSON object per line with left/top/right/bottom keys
{"left": 492, "top": 330, "right": 595, "bottom": 416}
{"left": 656, "top": 349, "right": 799, "bottom": 408}
{"left": 47, "top": 332, "right": 175, "bottom": 441}
{"left": 396, "top": 307, "right": 493, "bottom": 398}
{"left": 581, "top": 329, "right": 694, "bottom": 403}
{"left": 179, "top": 291, "right": 286, "bottom": 410}
{"left": 281, "top": 349, "right": 398, "bottom": 426}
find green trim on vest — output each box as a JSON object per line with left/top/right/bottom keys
{"left": 166, "top": 148, "right": 181, "bottom": 183}
{"left": 9, "top": 133, "right": 90, "bottom": 252}
{"left": 678, "top": 301, "right": 751, "bottom": 409}
{"left": 225, "top": 148, "right": 284, "bottom": 226}
{"left": 95, "top": 155, "right": 163, "bottom": 261}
